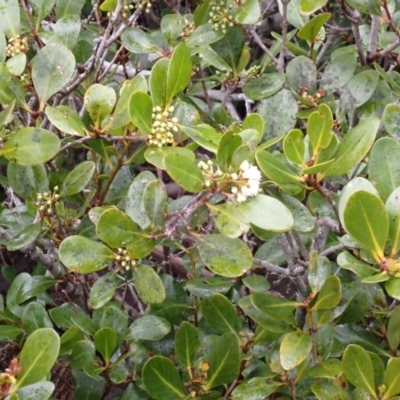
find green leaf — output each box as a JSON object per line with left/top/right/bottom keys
{"left": 9, "top": 382, "right": 55, "bottom": 400}
{"left": 323, "top": 117, "right": 379, "bottom": 177}
{"left": 179, "top": 124, "right": 221, "bottom": 152}
{"left": 132, "top": 264, "right": 166, "bottom": 304}
{"left": 343, "top": 191, "right": 389, "bottom": 261}
{"left": 385, "top": 187, "right": 400, "bottom": 256}
{"left": 283, "top": 129, "right": 305, "bottom": 168}
{"left": 84, "top": 84, "right": 116, "bottom": 124}
{"left": 143, "top": 180, "right": 167, "bottom": 231}
{"left": 55, "top": 0, "right": 85, "bottom": 17}
{"left": 185, "top": 277, "right": 234, "bottom": 298}
{"left": 142, "top": 356, "right": 186, "bottom": 400}
{"left": 234, "top": 0, "right": 261, "bottom": 24}
{"left": 309, "top": 359, "right": 343, "bottom": 379}
{"left": 61, "top": 161, "right": 95, "bottom": 196}
{"left": 280, "top": 331, "right": 312, "bottom": 370}
{"left": 217, "top": 131, "right": 242, "bottom": 172}
{"left": 345, "top": 0, "right": 381, "bottom": 15}
{"left": 0, "top": 0, "right": 20, "bottom": 36}
{"left": 383, "top": 103, "right": 400, "bottom": 140}
{"left": 298, "top": 13, "right": 331, "bottom": 42}
{"left": 312, "top": 275, "right": 341, "bottom": 310}
{"left": 0, "top": 325, "right": 24, "bottom": 339}
{"left": 368, "top": 137, "right": 400, "bottom": 202}
{"left": 13, "top": 328, "right": 59, "bottom": 390}
{"left": 32, "top": 0, "right": 55, "bottom": 30}
{"left": 236, "top": 194, "right": 294, "bottom": 232}
{"left": 89, "top": 272, "right": 118, "bottom": 309}
{"left": 0, "top": 64, "right": 27, "bottom": 107}
{"left": 145, "top": 146, "right": 195, "bottom": 169}
{"left": 6, "top": 222, "right": 41, "bottom": 251}
{"left": 150, "top": 58, "right": 169, "bottom": 108}
{"left": 175, "top": 322, "right": 200, "bottom": 368}
{"left": 127, "top": 315, "right": 171, "bottom": 341}
{"left": 242, "top": 275, "right": 270, "bottom": 292}
{"left": 300, "top": 0, "right": 328, "bottom": 14}
{"left": 1, "top": 128, "right": 60, "bottom": 166}
{"left": 308, "top": 251, "right": 332, "bottom": 293}
{"left": 31, "top": 43, "right": 75, "bottom": 110}
{"left": 129, "top": 91, "right": 153, "bottom": 135}
{"left": 96, "top": 208, "right": 155, "bottom": 258}
{"left": 210, "top": 25, "right": 245, "bottom": 72}
{"left": 201, "top": 293, "right": 241, "bottom": 336}
{"left": 125, "top": 171, "right": 157, "bottom": 230}
{"left": 166, "top": 42, "right": 191, "bottom": 105}
{"left": 59, "top": 235, "right": 114, "bottom": 274}
{"left": 311, "top": 381, "right": 347, "bottom": 400}
{"left": 6, "top": 53, "right": 26, "bottom": 76}
{"left": 21, "top": 303, "right": 53, "bottom": 335}
{"left": 342, "top": 344, "right": 376, "bottom": 396}
{"left": 320, "top": 52, "right": 357, "bottom": 95}
{"left": 52, "top": 14, "right": 81, "bottom": 49}
{"left": 251, "top": 292, "right": 297, "bottom": 320}
{"left": 121, "top": 27, "right": 159, "bottom": 54}
{"left": 242, "top": 73, "right": 285, "bottom": 101}
{"left": 387, "top": 306, "right": 400, "bottom": 350}
{"left": 196, "top": 234, "right": 253, "bottom": 277}
{"left": 71, "top": 314, "right": 97, "bottom": 337}
{"left": 205, "top": 332, "right": 240, "bottom": 390}
{"left": 70, "top": 340, "right": 96, "bottom": 369}
{"left": 45, "top": 105, "right": 86, "bottom": 136}
{"left": 286, "top": 56, "right": 317, "bottom": 93}
{"left": 386, "top": 278, "right": 400, "bottom": 301}
{"left": 208, "top": 202, "right": 250, "bottom": 238}
{"left": 337, "top": 251, "right": 376, "bottom": 279}
{"left": 255, "top": 149, "right": 302, "bottom": 185}
{"left": 232, "top": 379, "right": 282, "bottom": 400}
{"left": 340, "top": 70, "right": 379, "bottom": 109}
{"left": 186, "top": 23, "right": 224, "bottom": 48}
{"left": 94, "top": 328, "right": 117, "bottom": 364}
{"left": 307, "top": 103, "right": 333, "bottom": 155}
{"left": 163, "top": 153, "right": 204, "bottom": 193}
{"left": 383, "top": 358, "right": 400, "bottom": 399}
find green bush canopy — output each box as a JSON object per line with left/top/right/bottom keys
{"left": 1, "top": 0, "right": 400, "bottom": 399}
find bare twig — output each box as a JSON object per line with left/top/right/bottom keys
{"left": 277, "top": 0, "right": 290, "bottom": 72}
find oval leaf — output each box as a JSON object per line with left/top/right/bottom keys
{"left": 280, "top": 331, "right": 312, "bottom": 370}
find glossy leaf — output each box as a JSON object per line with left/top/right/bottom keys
{"left": 9, "top": 382, "right": 55, "bottom": 400}
{"left": 1, "top": 128, "right": 60, "bottom": 166}
{"left": 21, "top": 303, "right": 53, "bottom": 335}
{"left": 217, "top": 131, "right": 242, "bottom": 172}
{"left": 163, "top": 153, "right": 204, "bottom": 193}
{"left": 166, "top": 42, "right": 191, "bottom": 105}
{"left": 205, "top": 332, "right": 240, "bottom": 390}
{"left": 59, "top": 235, "right": 114, "bottom": 274}
{"left": 311, "top": 275, "right": 341, "bottom": 310}
{"left": 342, "top": 344, "right": 376, "bottom": 396}
{"left": 243, "top": 73, "right": 285, "bottom": 101}
{"left": 45, "top": 105, "right": 86, "bottom": 136}
{"left": 31, "top": 44, "right": 75, "bottom": 110}
{"left": 121, "top": 27, "right": 159, "bottom": 54}
{"left": 368, "top": 137, "right": 400, "bottom": 202}
{"left": 142, "top": 356, "right": 186, "bottom": 399}
{"left": 0, "top": 0, "right": 19, "bottom": 36}
{"left": 324, "top": 117, "right": 379, "bottom": 177}
{"left": 94, "top": 328, "right": 117, "bottom": 364}
{"left": 143, "top": 180, "right": 167, "bottom": 231}
{"left": 283, "top": 129, "right": 305, "bottom": 168}
{"left": 13, "top": 328, "right": 60, "bottom": 390}
{"left": 201, "top": 293, "right": 241, "bottom": 335}
{"left": 132, "top": 264, "right": 166, "bottom": 304}
{"left": 232, "top": 379, "right": 282, "bottom": 400}
{"left": 234, "top": 0, "right": 261, "bottom": 24}
{"left": 175, "top": 322, "right": 200, "bottom": 368}
{"left": 236, "top": 194, "right": 294, "bottom": 232}
{"left": 251, "top": 292, "right": 297, "bottom": 320}
{"left": 61, "top": 161, "right": 95, "bottom": 196}
{"left": 196, "top": 234, "right": 253, "bottom": 277}
{"left": 129, "top": 91, "right": 153, "bottom": 135}
{"left": 6, "top": 222, "right": 41, "bottom": 251}
{"left": 300, "top": 0, "right": 328, "bottom": 14}
{"left": 298, "top": 13, "right": 331, "bottom": 42}
{"left": 126, "top": 315, "right": 171, "bottom": 341}
{"left": 384, "top": 358, "right": 400, "bottom": 399}
{"left": 96, "top": 208, "right": 155, "bottom": 259}
{"left": 89, "top": 272, "right": 118, "bottom": 309}
{"left": 286, "top": 56, "right": 317, "bottom": 93}
{"left": 84, "top": 84, "right": 116, "bottom": 124}
{"left": 150, "top": 58, "right": 169, "bottom": 107}
{"left": 385, "top": 187, "right": 400, "bottom": 255}
{"left": 343, "top": 190, "right": 389, "bottom": 261}
{"left": 280, "top": 331, "right": 312, "bottom": 370}
{"left": 336, "top": 251, "right": 376, "bottom": 279}
{"left": 307, "top": 103, "right": 333, "bottom": 155}
{"left": 179, "top": 124, "right": 221, "bottom": 152}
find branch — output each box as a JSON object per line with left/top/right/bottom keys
{"left": 277, "top": 0, "right": 290, "bottom": 73}
{"left": 249, "top": 27, "right": 279, "bottom": 69}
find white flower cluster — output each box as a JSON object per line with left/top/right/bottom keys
{"left": 35, "top": 186, "right": 60, "bottom": 216}
{"left": 132, "top": 0, "right": 153, "bottom": 13}
{"left": 114, "top": 247, "right": 137, "bottom": 270}
{"left": 6, "top": 35, "right": 28, "bottom": 58}
{"left": 231, "top": 160, "right": 262, "bottom": 203}
{"left": 208, "top": 1, "right": 235, "bottom": 34}
{"left": 179, "top": 19, "right": 195, "bottom": 39}
{"left": 198, "top": 160, "right": 223, "bottom": 187}
{"left": 149, "top": 105, "right": 179, "bottom": 148}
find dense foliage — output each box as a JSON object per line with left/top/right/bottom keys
{"left": 2, "top": 0, "right": 400, "bottom": 399}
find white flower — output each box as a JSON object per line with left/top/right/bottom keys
{"left": 240, "top": 160, "right": 250, "bottom": 172}
{"left": 232, "top": 161, "right": 262, "bottom": 203}
{"left": 237, "top": 193, "right": 247, "bottom": 203}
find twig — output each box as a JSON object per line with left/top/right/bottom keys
{"left": 249, "top": 27, "right": 279, "bottom": 69}
{"left": 320, "top": 243, "right": 345, "bottom": 256}
{"left": 277, "top": 0, "right": 290, "bottom": 73}
{"left": 253, "top": 258, "right": 290, "bottom": 276}
{"left": 368, "top": 15, "right": 380, "bottom": 54}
